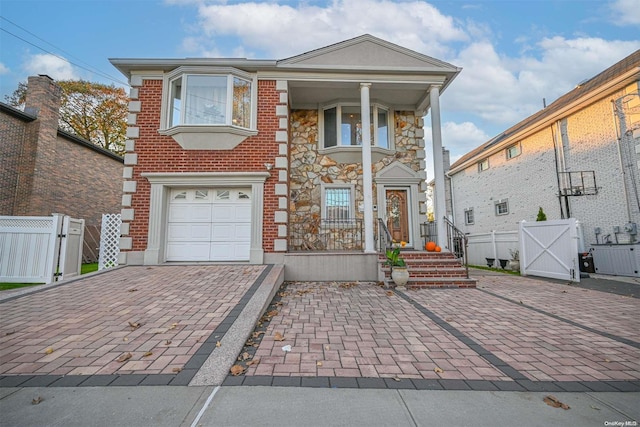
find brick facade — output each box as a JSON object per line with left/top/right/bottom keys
{"left": 125, "top": 78, "right": 281, "bottom": 253}
{"left": 0, "top": 75, "right": 123, "bottom": 227}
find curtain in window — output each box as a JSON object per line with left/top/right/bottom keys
{"left": 184, "top": 75, "right": 227, "bottom": 125}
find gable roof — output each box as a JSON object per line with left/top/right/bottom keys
{"left": 279, "top": 34, "right": 459, "bottom": 74}
{"left": 449, "top": 49, "right": 640, "bottom": 173}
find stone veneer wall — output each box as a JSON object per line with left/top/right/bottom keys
{"left": 289, "top": 109, "right": 423, "bottom": 250}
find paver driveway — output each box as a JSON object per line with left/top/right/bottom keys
{"left": 0, "top": 265, "right": 268, "bottom": 385}
{"left": 230, "top": 274, "right": 640, "bottom": 391}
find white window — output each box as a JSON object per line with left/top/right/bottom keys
{"left": 478, "top": 158, "right": 489, "bottom": 172}
{"left": 320, "top": 103, "right": 391, "bottom": 149}
{"left": 322, "top": 186, "right": 354, "bottom": 221}
{"left": 506, "top": 143, "right": 521, "bottom": 160}
{"left": 495, "top": 200, "right": 509, "bottom": 216}
{"left": 168, "top": 73, "right": 253, "bottom": 129}
{"left": 464, "top": 208, "right": 474, "bottom": 225}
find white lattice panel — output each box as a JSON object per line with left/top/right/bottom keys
{"left": 99, "top": 214, "right": 121, "bottom": 270}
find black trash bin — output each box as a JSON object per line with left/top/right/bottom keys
{"left": 579, "top": 252, "right": 595, "bottom": 273}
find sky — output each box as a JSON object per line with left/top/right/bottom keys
{"left": 1, "top": 0, "right": 639, "bottom": 178}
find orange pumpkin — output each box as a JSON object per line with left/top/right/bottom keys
{"left": 425, "top": 241, "right": 436, "bottom": 252}
{"left": 435, "top": 246, "right": 442, "bottom": 252}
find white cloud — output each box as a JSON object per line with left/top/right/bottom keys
{"left": 443, "top": 37, "right": 640, "bottom": 131}
{"left": 23, "top": 54, "right": 78, "bottom": 81}
{"left": 188, "top": 0, "right": 468, "bottom": 59}
{"left": 0, "top": 63, "right": 9, "bottom": 75}
{"left": 423, "top": 121, "right": 490, "bottom": 179}
{"left": 609, "top": 0, "right": 640, "bottom": 25}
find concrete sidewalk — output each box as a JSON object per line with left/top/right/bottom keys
{"left": 0, "top": 385, "right": 637, "bottom": 427}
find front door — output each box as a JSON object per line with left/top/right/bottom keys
{"left": 385, "top": 189, "right": 410, "bottom": 244}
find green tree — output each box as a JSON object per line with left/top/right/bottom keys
{"left": 5, "top": 79, "right": 127, "bottom": 155}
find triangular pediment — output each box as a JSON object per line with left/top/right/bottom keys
{"left": 376, "top": 161, "right": 422, "bottom": 182}
{"left": 279, "top": 34, "right": 458, "bottom": 73}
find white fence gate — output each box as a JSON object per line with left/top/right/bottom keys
{"left": 99, "top": 213, "right": 121, "bottom": 270}
{"left": 519, "top": 219, "right": 580, "bottom": 282}
{"left": 0, "top": 214, "right": 84, "bottom": 284}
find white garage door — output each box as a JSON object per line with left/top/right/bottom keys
{"left": 166, "top": 188, "right": 252, "bottom": 261}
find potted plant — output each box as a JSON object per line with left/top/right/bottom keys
{"left": 509, "top": 249, "right": 520, "bottom": 272}
{"left": 386, "top": 241, "right": 409, "bottom": 287}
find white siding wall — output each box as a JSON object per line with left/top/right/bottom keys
{"left": 451, "top": 83, "right": 639, "bottom": 246}
{"left": 451, "top": 130, "right": 560, "bottom": 234}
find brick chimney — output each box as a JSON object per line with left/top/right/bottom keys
{"left": 12, "top": 75, "right": 63, "bottom": 216}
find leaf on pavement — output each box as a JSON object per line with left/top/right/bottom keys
{"left": 143, "top": 351, "right": 153, "bottom": 357}
{"left": 216, "top": 341, "right": 222, "bottom": 347}
{"left": 44, "top": 347, "right": 54, "bottom": 355}
{"left": 252, "top": 331, "right": 265, "bottom": 339}
{"left": 230, "top": 365, "right": 245, "bottom": 376}
{"left": 165, "top": 340, "right": 172, "bottom": 345}
{"left": 128, "top": 321, "right": 142, "bottom": 330}
{"left": 241, "top": 352, "right": 250, "bottom": 361}
{"left": 274, "top": 332, "right": 285, "bottom": 341}
{"left": 246, "top": 358, "right": 260, "bottom": 366}
{"left": 172, "top": 367, "right": 182, "bottom": 373}
{"left": 31, "top": 397, "right": 43, "bottom": 405}
{"left": 267, "top": 310, "right": 279, "bottom": 317}
{"left": 543, "top": 395, "right": 570, "bottom": 410}
{"left": 316, "top": 361, "right": 323, "bottom": 367}
{"left": 128, "top": 288, "right": 137, "bottom": 292}
{"left": 386, "top": 291, "right": 394, "bottom": 296}
{"left": 117, "top": 352, "right": 132, "bottom": 363}
{"left": 434, "top": 367, "right": 443, "bottom": 374}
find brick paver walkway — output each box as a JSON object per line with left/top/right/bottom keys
{"left": 240, "top": 275, "right": 640, "bottom": 388}
{"left": 0, "top": 265, "right": 265, "bottom": 377}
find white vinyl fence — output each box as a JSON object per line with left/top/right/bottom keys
{"left": 0, "top": 214, "right": 84, "bottom": 284}
{"left": 99, "top": 213, "right": 121, "bottom": 271}
{"left": 467, "top": 230, "right": 519, "bottom": 267}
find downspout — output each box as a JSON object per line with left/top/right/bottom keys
{"left": 550, "top": 123, "right": 565, "bottom": 218}
{"left": 611, "top": 99, "right": 634, "bottom": 221}
{"left": 446, "top": 171, "right": 456, "bottom": 226}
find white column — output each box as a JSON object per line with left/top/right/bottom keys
{"left": 360, "top": 83, "right": 375, "bottom": 253}
{"left": 430, "top": 85, "right": 447, "bottom": 249}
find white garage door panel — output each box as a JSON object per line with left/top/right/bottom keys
{"left": 167, "top": 188, "right": 252, "bottom": 262}
{"left": 234, "top": 206, "right": 251, "bottom": 221}
{"left": 166, "top": 242, "right": 210, "bottom": 261}
{"left": 168, "top": 224, "right": 211, "bottom": 241}
{"left": 169, "top": 205, "right": 212, "bottom": 222}
{"left": 234, "top": 224, "right": 251, "bottom": 239}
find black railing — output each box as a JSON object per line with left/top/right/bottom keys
{"left": 443, "top": 217, "right": 469, "bottom": 278}
{"left": 377, "top": 218, "right": 392, "bottom": 253}
{"left": 289, "top": 218, "right": 363, "bottom": 251}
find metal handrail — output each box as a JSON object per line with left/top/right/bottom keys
{"left": 443, "top": 217, "right": 469, "bottom": 279}
{"left": 377, "top": 218, "right": 392, "bottom": 253}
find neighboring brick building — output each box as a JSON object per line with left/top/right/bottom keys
{"left": 110, "top": 35, "right": 461, "bottom": 280}
{"left": 1, "top": 75, "right": 124, "bottom": 260}
{"left": 447, "top": 51, "right": 640, "bottom": 247}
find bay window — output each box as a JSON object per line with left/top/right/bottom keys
{"left": 161, "top": 67, "right": 257, "bottom": 150}
{"left": 321, "top": 103, "right": 391, "bottom": 149}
